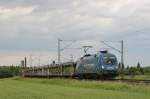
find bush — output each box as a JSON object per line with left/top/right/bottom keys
{"left": 0, "top": 68, "right": 13, "bottom": 78}
{"left": 122, "top": 66, "right": 150, "bottom": 76}
{"left": 0, "top": 66, "right": 21, "bottom": 78}
{"left": 143, "top": 66, "right": 150, "bottom": 74}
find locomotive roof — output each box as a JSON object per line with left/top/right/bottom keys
{"left": 78, "top": 52, "right": 116, "bottom": 61}
{"left": 100, "top": 52, "right": 116, "bottom": 57}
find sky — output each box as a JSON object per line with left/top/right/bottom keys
{"left": 0, "top": 0, "right": 150, "bottom": 66}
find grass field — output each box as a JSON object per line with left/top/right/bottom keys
{"left": 0, "top": 77, "right": 150, "bottom": 99}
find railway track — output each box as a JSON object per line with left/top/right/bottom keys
{"left": 77, "top": 78, "right": 150, "bottom": 85}
{"left": 99, "top": 79, "right": 150, "bottom": 85}
{"left": 118, "top": 79, "right": 150, "bottom": 84}
{"left": 24, "top": 75, "right": 150, "bottom": 84}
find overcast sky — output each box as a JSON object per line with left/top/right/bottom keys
{"left": 0, "top": 0, "right": 150, "bottom": 66}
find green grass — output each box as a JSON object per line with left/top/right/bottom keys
{"left": 0, "top": 77, "right": 150, "bottom": 99}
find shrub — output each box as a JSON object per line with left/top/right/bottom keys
{"left": 0, "top": 66, "right": 21, "bottom": 78}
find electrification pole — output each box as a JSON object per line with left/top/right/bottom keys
{"left": 58, "top": 38, "right": 62, "bottom": 64}
{"left": 121, "top": 40, "right": 124, "bottom": 69}
{"left": 38, "top": 55, "right": 41, "bottom": 67}
{"left": 24, "top": 57, "right": 27, "bottom": 68}
{"left": 30, "top": 54, "right": 32, "bottom": 67}
{"left": 57, "top": 38, "right": 76, "bottom": 64}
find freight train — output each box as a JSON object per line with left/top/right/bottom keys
{"left": 24, "top": 50, "right": 118, "bottom": 79}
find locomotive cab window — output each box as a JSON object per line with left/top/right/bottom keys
{"left": 103, "top": 57, "right": 116, "bottom": 65}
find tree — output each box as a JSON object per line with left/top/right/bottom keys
{"left": 118, "top": 62, "right": 121, "bottom": 70}
{"left": 136, "top": 62, "right": 144, "bottom": 75}
{"left": 0, "top": 66, "right": 21, "bottom": 78}
{"left": 137, "top": 62, "right": 141, "bottom": 69}
{"left": 126, "top": 66, "right": 129, "bottom": 70}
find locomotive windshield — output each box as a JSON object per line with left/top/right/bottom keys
{"left": 103, "top": 56, "right": 116, "bottom": 65}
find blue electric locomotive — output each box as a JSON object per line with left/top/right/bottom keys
{"left": 75, "top": 50, "right": 118, "bottom": 78}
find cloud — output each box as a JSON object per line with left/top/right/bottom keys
{"left": 0, "top": 51, "right": 57, "bottom": 66}
{"left": 0, "top": 0, "right": 150, "bottom": 66}
{"left": 0, "top": 6, "right": 35, "bottom": 18}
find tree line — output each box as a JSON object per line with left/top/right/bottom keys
{"left": 0, "top": 62, "right": 150, "bottom": 78}
{"left": 120, "top": 62, "right": 150, "bottom": 75}
{"left": 0, "top": 66, "right": 22, "bottom": 78}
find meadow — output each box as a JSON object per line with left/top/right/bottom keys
{"left": 0, "top": 77, "right": 150, "bottom": 99}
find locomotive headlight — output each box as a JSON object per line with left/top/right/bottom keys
{"left": 102, "top": 66, "right": 105, "bottom": 69}
{"left": 115, "top": 66, "right": 118, "bottom": 69}
{"left": 117, "top": 66, "right": 119, "bottom": 69}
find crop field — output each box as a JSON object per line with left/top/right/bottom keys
{"left": 0, "top": 77, "right": 150, "bottom": 99}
